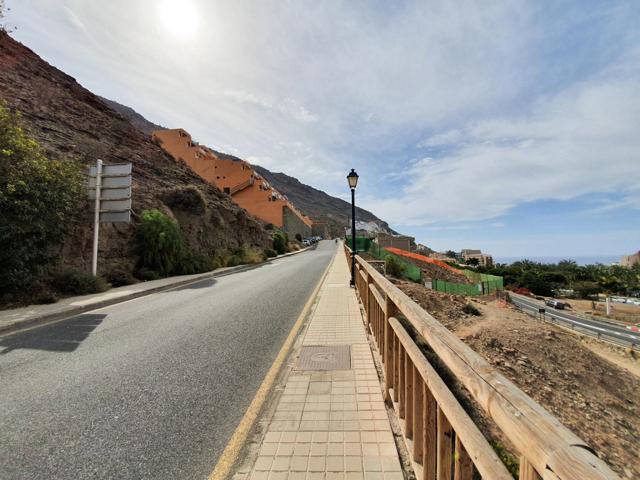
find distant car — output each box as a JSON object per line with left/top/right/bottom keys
{"left": 545, "top": 299, "right": 565, "bottom": 310}
{"left": 302, "top": 239, "right": 310, "bottom": 246}
{"left": 626, "top": 323, "right": 640, "bottom": 333}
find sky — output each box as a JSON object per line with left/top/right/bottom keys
{"left": 6, "top": 0, "right": 640, "bottom": 258}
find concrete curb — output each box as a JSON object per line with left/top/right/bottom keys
{"left": 0, "top": 246, "right": 313, "bottom": 336}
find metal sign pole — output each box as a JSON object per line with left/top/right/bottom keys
{"left": 91, "top": 159, "right": 102, "bottom": 276}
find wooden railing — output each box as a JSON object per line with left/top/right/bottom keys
{"left": 344, "top": 245, "right": 619, "bottom": 480}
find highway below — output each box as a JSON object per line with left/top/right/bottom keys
{"left": 510, "top": 293, "right": 640, "bottom": 349}
{"left": 0, "top": 241, "right": 336, "bottom": 480}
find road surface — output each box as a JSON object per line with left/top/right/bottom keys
{"left": 0, "top": 241, "right": 336, "bottom": 480}
{"left": 510, "top": 293, "right": 640, "bottom": 349}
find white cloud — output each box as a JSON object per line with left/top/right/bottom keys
{"left": 370, "top": 51, "right": 640, "bottom": 226}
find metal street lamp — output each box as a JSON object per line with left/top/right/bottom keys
{"left": 347, "top": 169, "right": 359, "bottom": 287}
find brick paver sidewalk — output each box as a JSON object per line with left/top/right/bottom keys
{"left": 241, "top": 250, "right": 403, "bottom": 480}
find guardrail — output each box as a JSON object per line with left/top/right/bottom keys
{"left": 510, "top": 295, "right": 639, "bottom": 351}
{"left": 344, "top": 245, "right": 619, "bottom": 480}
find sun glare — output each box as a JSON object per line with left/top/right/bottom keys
{"left": 158, "top": 0, "right": 199, "bottom": 40}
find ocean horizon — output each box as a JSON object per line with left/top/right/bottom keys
{"left": 494, "top": 255, "right": 622, "bottom": 266}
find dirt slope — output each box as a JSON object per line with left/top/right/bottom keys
{"left": 394, "top": 281, "right": 640, "bottom": 479}
{"left": 0, "top": 33, "right": 269, "bottom": 274}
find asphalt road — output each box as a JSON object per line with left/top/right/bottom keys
{"left": 510, "top": 293, "right": 640, "bottom": 348}
{"left": 0, "top": 241, "right": 336, "bottom": 480}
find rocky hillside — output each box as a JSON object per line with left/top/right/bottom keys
{"left": 0, "top": 33, "right": 269, "bottom": 275}
{"left": 98, "top": 96, "right": 165, "bottom": 135}
{"left": 103, "top": 96, "right": 394, "bottom": 238}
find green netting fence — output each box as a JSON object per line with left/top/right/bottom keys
{"left": 345, "top": 236, "right": 372, "bottom": 252}
{"left": 432, "top": 278, "right": 503, "bottom": 296}
{"left": 368, "top": 243, "right": 422, "bottom": 282}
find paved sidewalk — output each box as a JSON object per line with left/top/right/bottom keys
{"left": 238, "top": 250, "right": 403, "bottom": 480}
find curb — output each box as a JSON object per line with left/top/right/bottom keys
{"left": 0, "top": 246, "right": 313, "bottom": 337}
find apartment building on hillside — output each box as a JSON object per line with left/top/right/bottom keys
{"left": 460, "top": 249, "right": 494, "bottom": 267}
{"left": 621, "top": 251, "right": 640, "bottom": 268}
{"left": 152, "top": 128, "right": 312, "bottom": 239}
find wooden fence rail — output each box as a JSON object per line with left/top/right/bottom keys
{"left": 344, "top": 245, "right": 619, "bottom": 480}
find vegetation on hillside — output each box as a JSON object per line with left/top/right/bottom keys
{"left": 476, "top": 260, "right": 640, "bottom": 298}
{"left": 0, "top": 103, "right": 85, "bottom": 295}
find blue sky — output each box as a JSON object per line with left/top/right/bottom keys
{"left": 7, "top": 0, "right": 640, "bottom": 257}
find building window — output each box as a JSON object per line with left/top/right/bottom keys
{"left": 223, "top": 187, "right": 230, "bottom": 194}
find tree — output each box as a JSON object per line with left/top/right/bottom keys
{"left": 0, "top": 104, "right": 84, "bottom": 292}
{"left": 466, "top": 257, "right": 480, "bottom": 266}
{"left": 136, "top": 209, "right": 185, "bottom": 276}
{"left": 445, "top": 250, "right": 457, "bottom": 259}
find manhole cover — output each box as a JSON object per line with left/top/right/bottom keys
{"left": 296, "top": 345, "right": 351, "bottom": 370}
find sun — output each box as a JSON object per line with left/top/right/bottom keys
{"left": 158, "top": 0, "right": 199, "bottom": 40}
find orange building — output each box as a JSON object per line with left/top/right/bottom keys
{"left": 152, "top": 128, "right": 312, "bottom": 238}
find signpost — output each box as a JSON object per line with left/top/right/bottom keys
{"left": 87, "top": 160, "right": 132, "bottom": 275}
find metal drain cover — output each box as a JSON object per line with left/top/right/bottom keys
{"left": 296, "top": 345, "right": 351, "bottom": 370}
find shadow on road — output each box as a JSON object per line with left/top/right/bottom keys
{"left": 0, "top": 313, "right": 107, "bottom": 354}
{"left": 172, "top": 278, "right": 218, "bottom": 291}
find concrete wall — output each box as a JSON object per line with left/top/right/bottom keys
{"left": 376, "top": 232, "right": 414, "bottom": 251}
{"left": 283, "top": 205, "right": 312, "bottom": 239}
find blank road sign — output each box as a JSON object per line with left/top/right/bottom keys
{"left": 100, "top": 198, "right": 132, "bottom": 211}
{"left": 88, "top": 163, "right": 132, "bottom": 177}
{"left": 87, "top": 175, "right": 131, "bottom": 189}
{"left": 99, "top": 211, "right": 131, "bottom": 223}
{"left": 88, "top": 186, "right": 131, "bottom": 200}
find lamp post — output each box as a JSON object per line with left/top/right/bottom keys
{"left": 347, "top": 168, "right": 359, "bottom": 287}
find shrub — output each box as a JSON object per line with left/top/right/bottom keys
{"left": 240, "top": 248, "right": 266, "bottom": 264}
{"left": 161, "top": 185, "right": 207, "bottom": 214}
{"left": 385, "top": 255, "right": 405, "bottom": 278}
{"left": 136, "top": 209, "right": 185, "bottom": 276}
{"left": 136, "top": 267, "right": 160, "bottom": 281}
{"left": 174, "top": 249, "right": 215, "bottom": 275}
{"left": 51, "top": 269, "right": 109, "bottom": 295}
{"left": 462, "top": 303, "right": 481, "bottom": 316}
{"left": 104, "top": 267, "right": 138, "bottom": 287}
{"left": 264, "top": 248, "right": 278, "bottom": 258}
{"left": 272, "top": 231, "right": 288, "bottom": 255}
{"left": 0, "top": 103, "right": 84, "bottom": 292}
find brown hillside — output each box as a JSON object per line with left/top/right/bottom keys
{"left": 0, "top": 33, "right": 269, "bottom": 274}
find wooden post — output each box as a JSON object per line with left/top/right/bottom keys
{"left": 519, "top": 457, "right": 539, "bottom": 480}
{"left": 398, "top": 342, "right": 405, "bottom": 419}
{"left": 413, "top": 366, "right": 424, "bottom": 463}
{"left": 454, "top": 436, "right": 473, "bottom": 480}
{"left": 405, "top": 350, "right": 414, "bottom": 439}
{"left": 392, "top": 334, "right": 399, "bottom": 402}
{"left": 437, "top": 407, "right": 453, "bottom": 480}
{"left": 423, "top": 384, "right": 437, "bottom": 480}
{"left": 384, "top": 315, "right": 393, "bottom": 401}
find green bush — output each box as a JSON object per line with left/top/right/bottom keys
{"left": 135, "top": 267, "right": 160, "bottom": 281}
{"left": 385, "top": 255, "right": 405, "bottom": 278}
{"left": 174, "top": 249, "right": 215, "bottom": 275}
{"left": 264, "top": 248, "right": 278, "bottom": 258}
{"left": 51, "top": 269, "right": 109, "bottom": 295}
{"left": 104, "top": 267, "right": 138, "bottom": 287}
{"left": 272, "top": 231, "right": 288, "bottom": 255}
{"left": 136, "top": 209, "right": 185, "bottom": 276}
{"left": 0, "top": 103, "right": 84, "bottom": 292}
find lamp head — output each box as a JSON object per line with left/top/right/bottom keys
{"left": 347, "top": 169, "right": 359, "bottom": 190}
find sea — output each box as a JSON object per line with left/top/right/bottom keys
{"left": 493, "top": 255, "right": 622, "bottom": 266}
